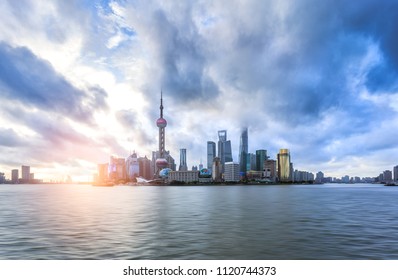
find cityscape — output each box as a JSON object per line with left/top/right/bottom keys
{"left": 2, "top": 93, "right": 397, "bottom": 186}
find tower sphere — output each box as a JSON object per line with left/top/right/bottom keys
{"left": 156, "top": 117, "right": 167, "bottom": 128}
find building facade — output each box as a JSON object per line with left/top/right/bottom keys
{"left": 224, "top": 162, "right": 240, "bottom": 182}
{"left": 239, "top": 128, "right": 248, "bottom": 175}
{"left": 207, "top": 141, "right": 216, "bottom": 170}
{"left": 394, "top": 165, "right": 398, "bottom": 182}
{"left": 21, "top": 165, "right": 30, "bottom": 181}
{"left": 264, "top": 159, "right": 277, "bottom": 182}
{"left": 126, "top": 152, "right": 140, "bottom": 180}
{"left": 277, "top": 149, "right": 291, "bottom": 182}
{"left": 11, "top": 169, "right": 19, "bottom": 184}
{"left": 138, "top": 156, "right": 152, "bottom": 180}
{"left": 217, "top": 130, "right": 233, "bottom": 171}
{"left": 212, "top": 157, "right": 222, "bottom": 182}
{"left": 179, "top": 148, "right": 188, "bottom": 171}
{"left": 109, "top": 156, "right": 126, "bottom": 182}
{"left": 255, "top": 150, "right": 268, "bottom": 171}
{"left": 168, "top": 170, "right": 199, "bottom": 183}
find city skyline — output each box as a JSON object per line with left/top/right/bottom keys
{"left": 1, "top": 1, "right": 398, "bottom": 181}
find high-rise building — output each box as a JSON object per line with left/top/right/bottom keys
{"left": 0, "top": 172, "right": 5, "bottom": 184}
{"left": 255, "top": 150, "right": 268, "bottom": 171}
{"left": 224, "top": 162, "right": 240, "bottom": 182}
{"left": 11, "top": 169, "right": 19, "bottom": 184}
{"left": 138, "top": 156, "right": 152, "bottom": 180}
{"left": 383, "top": 170, "right": 393, "bottom": 183}
{"left": 247, "top": 153, "right": 256, "bottom": 171}
{"left": 207, "top": 141, "right": 216, "bottom": 170}
{"left": 239, "top": 128, "right": 248, "bottom": 176}
{"left": 109, "top": 156, "right": 126, "bottom": 182}
{"left": 264, "top": 159, "right": 276, "bottom": 182}
{"left": 277, "top": 149, "right": 291, "bottom": 182}
{"left": 126, "top": 152, "right": 140, "bottom": 180}
{"left": 179, "top": 148, "right": 188, "bottom": 171}
{"left": 394, "top": 165, "right": 398, "bottom": 182}
{"left": 21, "top": 165, "right": 30, "bottom": 183}
{"left": 217, "top": 130, "right": 233, "bottom": 171}
{"left": 97, "top": 163, "right": 109, "bottom": 182}
{"left": 212, "top": 157, "right": 222, "bottom": 182}
{"left": 315, "top": 171, "right": 324, "bottom": 184}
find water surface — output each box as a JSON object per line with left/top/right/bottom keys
{"left": 1, "top": 183, "right": 398, "bottom": 259}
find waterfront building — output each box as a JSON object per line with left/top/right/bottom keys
{"left": 315, "top": 171, "right": 324, "bottom": 184}
{"left": 97, "top": 163, "right": 109, "bottom": 182}
{"left": 179, "top": 148, "right": 188, "bottom": 171}
{"left": 11, "top": 169, "right": 18, "bottom": 184}
{"left": 138, "top": 156, "right": 152, "bottom": 180}
{"left": 21, "top": 165, "right": 30, "bottom": 182}
{"left": 224, "top": 162, "right": 240, "bottom": 182}
{"left": 342, "top": 175, "right": 350, "bottom": 183}
{"left": 212, "top": 157, "right": 222, "bottom": 182}
{"left": 0, "top": 172, "right": 5, "bottom": 184}
{"left": 277, "top": 149, "right": 291, "bottom": 182}
{"left": 383, "top": 170, "right": 393, "bottom": 183}
{"left": 168, "top": 170, "right": 199, "bottom": 183}
{"left": 294, "top": 170, "right": 315, "bottom": 183}
{"left": 207, "top": 141, "right": 216, "bottom": 170}
{"left": 126, "top": 152, "right": 140, "bottom": 180}
{"left": 255, "top": 150, "right": 268, "bottom": 171}
{"left": 394, "top": 165, "right": 398, "bottom": 181}
{"left": 247, "top": 153, "right": 256, "bottom": 171}
{"left": 246, "top": 170, "right": 263, "bottom": 180}
{"left": 217, "top": 130, "right": 233, "bottom": 172}
{"left": 109, "top": 156, "right": 126, "bottom": 182}
{"left": 264, "top": 159, "right": 276, "bottom": 182}
{"left": 239, "top": 128, "right": 248, "bottom": 176}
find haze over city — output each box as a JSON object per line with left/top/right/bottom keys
{"left": 1, "top": 0, "right": 398, "bottom": 181}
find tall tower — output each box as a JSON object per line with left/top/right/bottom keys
{"left": 239, "top": 128, "right": 248, "bottom": 175}
{"left": 277, "top": 149, "right": 291, "bottom": 182}
{"left": 179, "top": 148, "right": 188, "bottom": 171}
{"left": 207, "top": 141, "right": 216, "bottom": 170}
{"left": 217, "top": 130, "right": 233, "bottom": 171}
{"left": 155, "top": 91, "right": 169, "bottom": 172}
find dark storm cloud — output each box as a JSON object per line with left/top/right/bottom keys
{"left": 126, "top": 4, "right": 219, "bottom": 105}
{"left": 0, "top": 42, "right": 108, "bottom": 123}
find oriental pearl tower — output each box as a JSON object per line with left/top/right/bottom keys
{"left": 155, "top": 91, "right": 169, "bottom": 174}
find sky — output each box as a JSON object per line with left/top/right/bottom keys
{"left": 1, "top": 0, "right": 398, "bottom": 181}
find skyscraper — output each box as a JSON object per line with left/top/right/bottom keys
{"left": 126, "top": 152, "right": 139, "bottom": 180}
{"left": 255, "top": 150, "right": 268, "bottom": 171}
{"left": 394, "top": 165, "right": 398, "bottom": 182}
{"left": 207, "top": 141, "right": 216, "bottom": 170}
{"left": 239, "top": 128, "right": 248, "bottom": 176}
{"left": 21, "top": 165, "right": 30, "bottom": 183}
{"left": 179, "top": 148, "right": 188, "bottom": 171}
{"left": 277, "top": 149, "right": 291, "bottom": 182}
{"left": 217, "top": 130, "right": 233, "bottom": 171}
{"left": 11, "top": 169, "right": 18, "bottom": 184}
{"left": 138, "top": 156, "right": 152, "bottom": 180}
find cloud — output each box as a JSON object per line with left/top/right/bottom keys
{"left": 0, "top": 42, "right": 109, "bottom": 123}
{"left": 1, "top": 0, "right": 398, "bottom": 179}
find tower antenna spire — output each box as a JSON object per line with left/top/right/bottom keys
{"left": 160, "top": 89, "right": 164, "bottom": 118}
